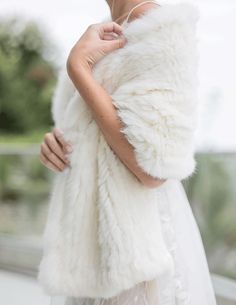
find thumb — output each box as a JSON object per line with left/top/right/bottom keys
{"left": 104, "top": 35, "right": 127, "bottom": 53}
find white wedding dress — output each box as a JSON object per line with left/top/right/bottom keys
{"left": 50, "top": 179, "right": 217, "bottom": 305}
{"left": 48, "top": 2, "right": 217, "bottom": 305}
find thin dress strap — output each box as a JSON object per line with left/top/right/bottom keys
{"left": 124, "top": 1, "right": 160, "bottom": 24}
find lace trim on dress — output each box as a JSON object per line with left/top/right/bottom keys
{"left": 156, "top": 183, "right": 190, "bottom": 305}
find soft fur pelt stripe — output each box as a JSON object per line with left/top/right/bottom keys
{"left": 37, "top": 2, "right": 200, "bottom": 299}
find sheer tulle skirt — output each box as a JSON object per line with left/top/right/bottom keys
{"left": 50, "top": 179, "right": 217, "bottom": 305}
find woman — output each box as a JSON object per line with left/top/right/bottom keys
{"left": 38, "top": 1, "right": 217, "bottom": 305}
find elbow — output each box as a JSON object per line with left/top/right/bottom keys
{"left": 139, "top": 175, "right": 167, "bottom": 189}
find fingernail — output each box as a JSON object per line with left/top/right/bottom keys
{"left": 120, "top": 34, "right": 126, "bottom": 40}
{"left": 66, "top": 162, "right": 72, "bottom": 169}
{"left": 57, "top": 128, "right": 64, "bottom": 135}
{"left": 119, "top": 35, "right": 127, "bottom": 46}
{"left": 66, "top": 145, "right": 73, "bottom": 153}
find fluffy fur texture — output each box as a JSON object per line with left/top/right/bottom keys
{"left": 37, "top": 2, "right": 200, "bottom": 299}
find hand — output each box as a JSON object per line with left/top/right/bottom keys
{"left": 66, "top": 21, "right": 127, "bottom": 76}
{"left": 39, "top": 127, "right": 73, "bottom": 172}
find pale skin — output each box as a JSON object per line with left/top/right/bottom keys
{"left": 39, "top": 0, "right": 165, "bottom": 188}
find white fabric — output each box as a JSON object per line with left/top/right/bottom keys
{"left": 37, "top": 2, "right": 217, "bottom": 304}
{"left": 50, "top": 180, "right": 217, "bottom": 305}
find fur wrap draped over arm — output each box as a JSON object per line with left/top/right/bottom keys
{"left": 110, "top": 4, "right": 199, "bottom": 180}
{"left": 38, "top": 3, "right": 200, "bottom": 299}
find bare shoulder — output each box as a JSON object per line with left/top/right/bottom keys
{"left": 127, "top": 2, "right": 161, "bottom": 23}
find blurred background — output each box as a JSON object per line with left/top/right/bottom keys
{"left": 0, "top": 0, "right": 235, "bottom": 304}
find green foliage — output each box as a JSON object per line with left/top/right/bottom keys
{"left": 0, "top": 17, "right": 58, "bottom": 134}
{"left": 184, "top": 153, "right": 236, "bottom": 278}
{"left": 0, "top": 153, "right": 52, "bottom": 203}
{"left": 185, "top": 154, "right": 236, "bottom": 248}
{"left": 0, "top": 128, "right": 48, "bottom": 143}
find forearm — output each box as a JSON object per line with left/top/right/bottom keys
{"left": 68, "top": 63, "right": 165, "bottom": 188}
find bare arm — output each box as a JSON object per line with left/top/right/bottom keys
{"left": 40, "top": 9, "right": 165, "bottom": 188}
{"left": 67, "top": 60, "right": 165, "bottom": 188}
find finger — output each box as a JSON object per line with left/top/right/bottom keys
{"left": 52, "top": 128, "right": 73, "bottom": 154}
{"left": 41, "top": 142, "right": 68, "bottom": 171}
{"left": 103, "top": 35, "right": 127, "bottom": 53}
{"left": 103, "top": 33, "right": 118, "bottom": 41}
{"left": 45, "top": 131, "right": 70, "bottom": 164}
{"left": 103, "top": 22, "right": 123, "bottom": 35}
{"left": 97, "top": 22, "right": 123, "bottom": 37}
{"left": 39, "top": 151, "right": 61, "bottom": 172}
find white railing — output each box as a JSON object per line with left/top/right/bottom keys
{"left": 0, "top": 144, "right": 40, "bottom": 155}
{"left": 212, "top": 274, "right": 236, "bottom": 304}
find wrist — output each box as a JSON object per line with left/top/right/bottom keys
{"left": 66, "top": 56, "right": 91, "bottom": 79}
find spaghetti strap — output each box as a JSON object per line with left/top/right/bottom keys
{"left": 124, "top": 1, "right": 160, "bottom": 24}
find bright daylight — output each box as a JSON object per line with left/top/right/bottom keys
{"left": 0, "top": 0, "right": 235, "bottom": 305}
